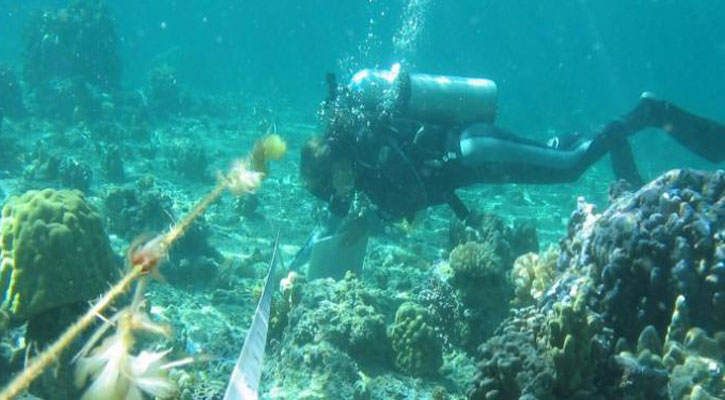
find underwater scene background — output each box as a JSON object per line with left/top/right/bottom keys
{"left": 1, "top": 1, "right": 725, "bottom": 399}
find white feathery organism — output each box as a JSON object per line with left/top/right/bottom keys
{"left": 74, "top": 282, "right": 177, "bottom": 400}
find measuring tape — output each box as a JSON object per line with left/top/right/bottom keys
{"left": 224, "top": 236, "right": 280, "bottom": 400}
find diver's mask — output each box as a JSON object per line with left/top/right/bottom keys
{"left": 348, "top": 63, "right": 498, "bottom": 126}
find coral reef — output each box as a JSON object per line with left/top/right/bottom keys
{"left": 283, "top": 272, "right": 390, "bottom": 364}
{"left": 417, "top": 274, "right": 464, "bottom": 348}
{"left": 165, "top": 220, "right": 223, "bottom": 288}
{"left": 469, "top": 292, "right": 607, "bottom": 400}
{"left": 264, "top": 271, "right": 462, "bottom": 399}
{"left": 450, "top": 241, "right": 502, "bottom": 281}
{"left": 263, "top": 272, "right": 391, "bottom": 398}
{"left": 22, "top": 0, "right": 120, "bottom": 122}
{"left": 544, "top": 293, "right": 602, "bottom": 396}
{"left": 101, "top": 144, "right": 125, "bottom": 182}
{"left": 470, "top": 169, "right": 725, "bottom": 400}
{"left": 586, "top": 169, "right": 725, "bottom": 341}
{"left": 468, "top": 307, "right": 555, "bottom": 400}
{"left": 166, "top": 139, "right": 210, "bottom": 182}
{"left": 390, "top": 301, "right": 444, "bottom": 376}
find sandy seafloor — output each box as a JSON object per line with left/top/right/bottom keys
{"left": 0, "top": 96, "right": 668, "bottom": 399}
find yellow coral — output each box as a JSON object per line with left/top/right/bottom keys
{"left": 250, "top": 134, "right": 287, "bottom": 174}
{"left": 511, "top": 245, "right": 558, "bottom": 307}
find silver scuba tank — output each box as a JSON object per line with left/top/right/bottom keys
{"left": 349, "top": 63, "right": 498, "bottom": 125}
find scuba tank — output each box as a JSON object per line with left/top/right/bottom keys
{"left": 349, "top": 63, "right": 498, "bottom": 125}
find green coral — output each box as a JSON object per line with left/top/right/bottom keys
{"left": 390, "top": 301, "right": 443, "bottom": 376}
{"left": 0, "top": 189, "right": 119, "bottom": 322}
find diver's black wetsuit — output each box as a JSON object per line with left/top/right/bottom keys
{"left": 341, "top": 96, "right": 725, "bottom": 222}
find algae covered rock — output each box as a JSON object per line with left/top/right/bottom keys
{"left": 390, "top": 301, "right": 443, "bottom": 376}
{"left": 0, "top": 189, "right": 119, "bottom": 322}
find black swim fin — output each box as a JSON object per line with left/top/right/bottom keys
{"left": 634, "top": 94, "right": 725, "bottom": 163}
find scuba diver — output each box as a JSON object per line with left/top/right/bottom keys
{"left": 294, "top": 63, "right": 725, "bottom": 279}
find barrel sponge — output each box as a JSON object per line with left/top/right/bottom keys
{"left": 0, "top": 189, "right": 119, "bottom": 321}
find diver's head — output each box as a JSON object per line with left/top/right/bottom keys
{"left": 300, "top": 136, "right": 354, "bottom": 202}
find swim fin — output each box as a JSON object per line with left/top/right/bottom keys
{"left": 636, "top": 94, "right": 725, "bottom": 163}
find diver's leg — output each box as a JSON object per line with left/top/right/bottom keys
{"left": 609, "top": 137, "right": 644, "bottom": 187}
{"left": 456, "top": 124, "right": 592, "bottom": 184}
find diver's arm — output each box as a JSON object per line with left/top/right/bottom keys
{"left": 336, "top": 192, "right": 385, "bottom": 246}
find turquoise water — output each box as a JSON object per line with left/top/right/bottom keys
{"left": 1, "top": 1, "right": 725, "bottom": 399}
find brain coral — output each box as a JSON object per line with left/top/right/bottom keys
{"left": 0, "top": 189, "right": 119, "bottom": 321}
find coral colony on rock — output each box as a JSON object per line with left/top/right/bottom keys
{"left": 1, "top": 1, "right": 725, "bottom": 400}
